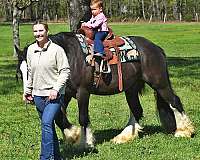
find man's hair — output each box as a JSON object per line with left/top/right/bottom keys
{"left": 33, "top": 20, "right": 49, "bottom": 31}
{"left": 90, "top": 0, "right": 103, "bottom": 8}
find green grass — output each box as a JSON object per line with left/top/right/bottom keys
{"left": 0, "top": 22, "right": 200, "bottom": 160}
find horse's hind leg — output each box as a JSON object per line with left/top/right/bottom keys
{"left": 156, "top": 87, "right": 194, "bottom": 137}
{"left": 155, "top": 90, "right": 176, "bottom": 132}
{"left": 112, "top": 85, "right": 143, "bottom": 144}
{"left": 55, "top": 95, "right": 81, "bottom": 144}
{"left": 133, "top": 36, "right": 194, "bottom": 137}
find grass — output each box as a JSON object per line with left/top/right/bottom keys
{"left": 0, "top": 22, "right": 200, "bottom": 160}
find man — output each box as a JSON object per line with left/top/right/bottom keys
{"left": 24, "top": 21, "right": 70, "bottom": 160}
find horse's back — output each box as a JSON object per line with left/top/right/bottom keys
{"left": 129, "top": 36, "right": 169, "bottom": 88}
{"left": 129, "top": 36, "right": 165, "bottom": 57}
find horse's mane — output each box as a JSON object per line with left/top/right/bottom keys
{"left": 49, "top": 32, "right": 77, "bottom": 50}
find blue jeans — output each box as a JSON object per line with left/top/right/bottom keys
{"left": 94, "top": 31, "right": 108, "bottom": 55}
{"left": 34, "top": 95, "right": 64, "bottom": 160}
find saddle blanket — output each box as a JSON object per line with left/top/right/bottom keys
{"left": 76, "top": 34, "right": 140, "bottom": 63}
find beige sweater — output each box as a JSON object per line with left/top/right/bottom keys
{"left": 25, "top": 40, "right": 70, "bottom": 96}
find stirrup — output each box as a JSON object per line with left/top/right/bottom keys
{"left": 100, "top": 60, "right": 111, "bottom": 73}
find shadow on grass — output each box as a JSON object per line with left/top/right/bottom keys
{"left": 167, "top": 57, "right": 200, "bottom": 67}
{"left": 94, "top": 125, "right": 166, "bottom": 143}
{"left": 0, "top": 62, "right": 19, "bottom": 95}
{"left": 167, "top": 57, "right": 200, "bottom": 79}
{"left": 140, "top": 125, "right": 165, "bottom": 137}
{"left": 60, "top": 129, "right": 121, "bottom": 159}
{"left": 60, "top": 143, "right": 98, "bottom": 159}
{"left": 94, "top": 128, "right": 122, "bottom": 144}
{"left": 60, "top": 125, "right": 167, "bottom": 159}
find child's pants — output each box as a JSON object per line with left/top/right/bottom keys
{"left": 94, "top": 31, "right": 108, "bottom": 55}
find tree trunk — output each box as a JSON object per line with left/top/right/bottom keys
{"left": 162, "top": 0, "right": 167, "bottom": 22}
{"left": 68, "top": 0, "right": 91, "bottom": 32}
{"left": 43, "top": 1, "right": 48, "bottom": 21}
{"left": 12, "top": 3, "right": 22, "bottom": 57}
{"left": 109, "top": 0, "right": 112, "bottom": 17}
{"left": 12, "top": 1, "right": 36, "bottom": 57}
{"left": 156, "top": 0, "right": 160, "bottom": 20}
{"left": 141, "top": 0, "right": 146, "bottom": 20}
{"left": 4, "top": 1, "right": 12, "bottom": 21}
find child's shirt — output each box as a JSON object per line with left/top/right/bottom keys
{"left": 85, "top": 12, "right": 108, "bottom": 32}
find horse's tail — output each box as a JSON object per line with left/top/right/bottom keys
{"left": 155, "top": 91, "right": 176, "bottom": 133}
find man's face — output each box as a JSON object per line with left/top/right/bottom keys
{"left": 33, "top": 24, "right": 48, "bottom": 43}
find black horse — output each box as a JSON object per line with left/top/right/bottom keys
{"left": 16, "top": 32, "right": 194, "bottom": 148}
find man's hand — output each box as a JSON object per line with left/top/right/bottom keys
{"left": 49, "top": 89, "right": 58, "bottom": 100}
{"left": 24, "top": 94, "right": 33, "bottom": 103}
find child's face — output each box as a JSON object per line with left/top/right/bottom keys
{"left": 91, "top": 4, "right": 102, "bottom": 16}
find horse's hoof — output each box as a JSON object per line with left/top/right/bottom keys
{"left": 112, "top": 133, "right": 133, "bottom": 144}
{"left": 112, "top": 124, "right": 143, "bottom": 144}
{"left": 63, "top": 126, "right": 81, "bottom": 144}
{"left": 174, "top": 113, "right": 195, "bottom": 138}
{"left": 79, "top": 127, "right": 95, "bottom": 149}
{"left": 175, "top": 127, "right": 195, "bottom": 138}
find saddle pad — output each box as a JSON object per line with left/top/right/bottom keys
{"left": 76, "top": 34, "right": 140, "bottom": 63}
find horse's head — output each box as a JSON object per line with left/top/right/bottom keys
{"left": 16, "top": 45, "right": 28, "bottom": 95}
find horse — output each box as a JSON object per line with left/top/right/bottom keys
{"left": 16, "top": 31, "right": 194, "bottom": 149}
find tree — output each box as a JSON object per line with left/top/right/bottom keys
{"left": 0, "top": 0, "right": 13, "bottom": 21}
{"left": 12, "top": 0, "right": 39, "bottom": 57}
{"left": 68, "top": 0, "right": 91, "bottom": 32}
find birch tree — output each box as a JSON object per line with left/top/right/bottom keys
{"left": 12, "top": 0, "right": 39, "bottom": 57}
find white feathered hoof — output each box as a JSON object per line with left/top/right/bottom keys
{"left": 172, "top": 111, "right": 195, "bottom": 138}
{"left": 174, "top": 124, "right": 195, "bottom": 138}
{"left": 79, "top": 127, "right": 95, "bottom": 149}
{"left": 112, "top": 124, "right": 143, "bottom": 144}
{"left": 63, "top": 126, "right": 81, "bottom": 144}
{"left": 112, "top": 132, "right": 134, "bottom": 144}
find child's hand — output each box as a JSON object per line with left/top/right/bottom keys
{"left": 81, "top": 23, "right": 86, "bottom": 27}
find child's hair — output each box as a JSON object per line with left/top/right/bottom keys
{"left": 90, "top": 0, "right": 103, "bottom": 8}
{"left": 32, "top": 20, "right": 49, "bottom": 32}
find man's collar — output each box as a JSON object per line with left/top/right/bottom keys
{"left": 34, "top": 40, "right": 51, "bottom": 53}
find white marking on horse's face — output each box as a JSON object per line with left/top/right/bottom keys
{"left": 20, "top": 60, "right": 28, "bottom": 94}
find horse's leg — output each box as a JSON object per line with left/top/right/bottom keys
{"left": 112, "top": 86, "right": 143, "bottom": 144}
{"left": 144, "top": 70, "right": 194, "bottom": 137}
{"left": 77, "top": 87, "right": 95, "bottom": 148}
{"left": 155, "top": 87, "right": 194, "bottom": 137}
{"left": 55, "top": 95, "right": 81, "bottom": 144}
{"left": 126, "top": 85, "right": 144, "bottom": 122}
{"left": 135, "top": 38, "right": 195, "bottom": 137}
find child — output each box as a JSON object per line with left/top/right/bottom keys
{"left": 82, "top": 0, "right": 108, "bottom": 57}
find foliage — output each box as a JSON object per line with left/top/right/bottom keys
{"left": 0, "top": 23, "right": 200, "bottom": 159}
{"left": 0, "top": 0, "right": 200, "bottom": 22}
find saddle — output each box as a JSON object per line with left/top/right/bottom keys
{"left": 77, "top": 26, "right": 125, "bottom": 61}
{"left": 77, "top": 26, "right": 124, "bottom": 91}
